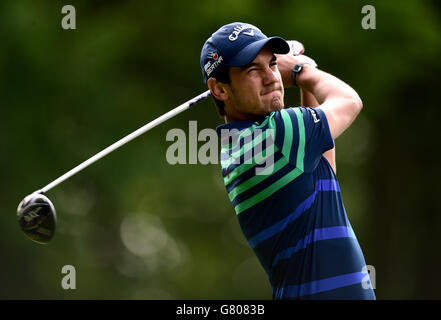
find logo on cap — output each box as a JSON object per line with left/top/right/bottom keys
{"left": 204, "top": 51, "right": 224, "bottom": 77}
{"left": 228, "top": 24, "right": 258, "bottom": 41}
{"left": 209, "top": 52, "right": 219, "bottom": 60}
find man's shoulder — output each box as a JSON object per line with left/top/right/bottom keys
{"left": 270, "top": 106, "right": 304, "bottom": 119}
{"left": 215, "top": 107, "right": 307, "bottom": 137}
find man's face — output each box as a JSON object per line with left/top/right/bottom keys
{"left": 224, "top": 46, "right": 285, "bottom": 120}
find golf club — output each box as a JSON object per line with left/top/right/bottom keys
{"left": 17, "top": 90, "right": 212, "bottom": 244}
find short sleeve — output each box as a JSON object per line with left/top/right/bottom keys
{"left": 269, "top": 107, "right": 334, "bottom": 172}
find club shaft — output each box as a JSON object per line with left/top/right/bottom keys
{"left": 39, "top": 90, "right": 211, "bottom": 193}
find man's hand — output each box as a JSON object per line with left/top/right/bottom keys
{"left": 287, "top": 40, "right": 318, "bottom": 68}
{"left": 276, "top": 41, "right": 317, "bottom": 88}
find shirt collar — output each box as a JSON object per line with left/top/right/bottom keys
{"left": 215, "top": 116, "right": 267, "bottom": 137}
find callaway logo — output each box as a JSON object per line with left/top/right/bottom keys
{"left": 229, "top": 25, "right": 257, "bottom": 41}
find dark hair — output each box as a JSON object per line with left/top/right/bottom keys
{"left": 212, "top": 67, "right": 230, "bottom": 117}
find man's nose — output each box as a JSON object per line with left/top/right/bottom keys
{"left": 263, "top": 67, "right": 279, "bottom": 85}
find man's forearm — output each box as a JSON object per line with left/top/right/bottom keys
{"left": 295, "top": 64, "right": 362, "bottom": 140}
{"left": 277, "top": 52, "right": 358, "bottom": 169}
{"left": 300, "top": 88, "right": 319, "bottom": 108}
{"left": 297, "top": 65, "right": 361, "bottom": 105}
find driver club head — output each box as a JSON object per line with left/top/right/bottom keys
{"left": 17, "top": 192, "right": 57, "bottom": 244}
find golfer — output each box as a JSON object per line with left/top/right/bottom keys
{"left": 200, "top": 22, "right": 375, "bottom": 300}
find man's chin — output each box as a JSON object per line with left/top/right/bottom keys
{"left": 269, "top": 97, "right": 284, "bottom": 112}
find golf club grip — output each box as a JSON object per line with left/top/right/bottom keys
{"left": 40, "top": 90, "right": 212, "bottom": 193}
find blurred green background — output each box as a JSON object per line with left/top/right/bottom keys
{"left": 1, "top": 0, "right": 441, "bottom": 299}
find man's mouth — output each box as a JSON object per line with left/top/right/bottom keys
{"left": 261, "top": 88, "right": 281, "bottom": 96}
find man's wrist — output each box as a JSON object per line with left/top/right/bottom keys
{"left": 292, "top": 62, "right": 318, "bottom": 87}
{"left": 291, "top": 63, "right": 303, "bottom": 88}
{"left": 294, "top": 63, "right": 317, "bottom": 89}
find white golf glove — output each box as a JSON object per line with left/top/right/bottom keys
{"left": 286, "top": 40, "right": 318, "bottom": 68}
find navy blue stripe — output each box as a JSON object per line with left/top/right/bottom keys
{"left": 286, "top": 108, "right": 300, "bottom": 163}
{"left": 271, "top": 226, "right": 355, "bottom": 267}
{"left": 236, "top": 171, "right": 314, "bottom": 238}
{"left": 216, "top": 120, "right": 256, "bottom": 137}
{"left": 235, "top": 158, "right": 338, "bottom": 235}
{"left": 220, "top": 133, "right": 248, "bottom": 174}
{"left": 248, "top": 179, "right": 340, "bottom": 248}
{"left": 300, "top": 282, "right": 376, "bottom": 300}
{"left": 273, "top": 271, "right": 367, "bottom": 299}
{"left": 225, "top": 152, "right": 284, "bottom": 193}
{"left": 270, "top": 235, "right": 366, "bottom": 287}
{"left": 219, "top": 128, "right": 241, "bottom": 147}
{"left": 230, "top": 161, "right": 295, "bottom": 208}
{"left": 221, "top": 131, "right": 274, "bottom": 178}
{"left": 273, "top": 111, "right": 285, "bottom": 154}
{"left": 238, "top": 178, "right": 346, "bottom": 248}
{"left": 222, "top": 129, "right": 263, "bottom": 156}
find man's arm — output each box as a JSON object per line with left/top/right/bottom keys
{"left": 301, "top": 88, "right": 337, "bottom": 173}
{"left": 277, "top": 55, "right": 362, "bottom": 140}
{"left": 296, "top": 65, "right": 362, "bottom": 140}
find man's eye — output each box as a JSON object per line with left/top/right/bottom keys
{"left": 270, "top": 62, "right": 278, "bottom": 68}
{"left": 248, "top": 68, "right": 258, "bottom": 73}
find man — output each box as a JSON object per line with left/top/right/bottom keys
{"left": 200, "top": 22, "right": 375, "bottom": 300}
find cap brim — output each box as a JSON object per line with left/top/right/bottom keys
{"left": 227, "top": 37, "right": 290, "bottom": 67}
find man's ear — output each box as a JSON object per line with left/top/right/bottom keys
{"left": 207, "top": 78, "right": 229, "bottom": 102}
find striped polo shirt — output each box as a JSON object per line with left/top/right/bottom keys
{"left": 216, "top": 107, "right": 376, "bottom": 300}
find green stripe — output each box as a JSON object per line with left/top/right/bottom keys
{"left": 293, "top": 108, "right": 305, "bottom": 171}
{"left": 223, "top": 144, "right": 279, "bottom": 187}
{"left": 227, "top": 157, "right": 289, "bottom": 202}
{"left": 221, "top": 128, "right": 275, "bottom": 168}
{"left": 220, "top": 130, "right": 264, "bottom": 166}
{"left": 234, "top": 167, "right": 303, "bottom": 215}
{"left": 232, "top": 109, "right": 306, "bottom": 215}
{"left": 222, "top": 117, "right": 271, "bottom": 150}
{"left": 281, "top": 110, "right": 293, "bottom": 159}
